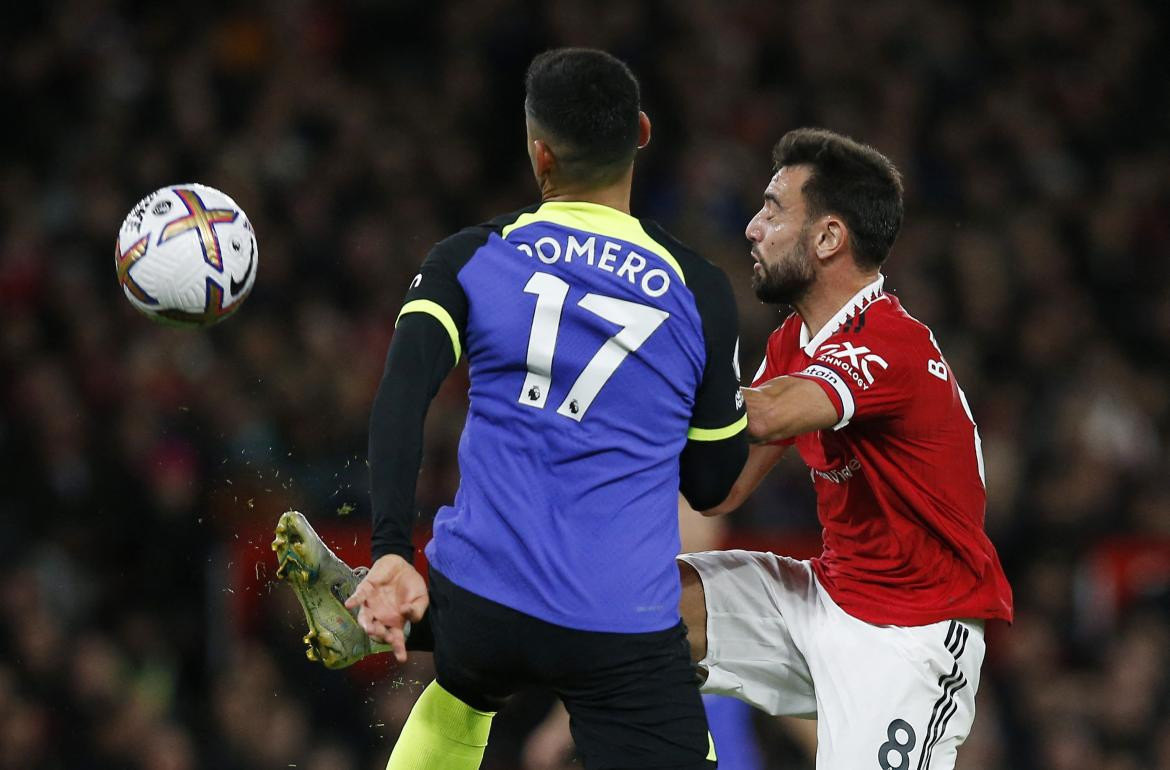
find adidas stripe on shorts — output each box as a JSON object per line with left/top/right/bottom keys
{"left": 679, "top": 550, "right": 985, "bottom": 770}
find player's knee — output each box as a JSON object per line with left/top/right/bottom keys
{"left": 677, "top": 560, "right": 708, "bottom": 664}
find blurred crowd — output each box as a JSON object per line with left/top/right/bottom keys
{"left": 2, "top": 1, "right": 1169, "bottom": 768}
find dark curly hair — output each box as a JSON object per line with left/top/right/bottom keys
{"left": 525, "top": 48, "right": 642, "bottom": 188}
{"left": 773, "top": 128, "right": 904, "bottom": 269}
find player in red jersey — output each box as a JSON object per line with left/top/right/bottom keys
{"left": 677, "top": 128, "right": 1013, "bottom": 769}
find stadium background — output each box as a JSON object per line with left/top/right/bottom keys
{"left": 3, "top": 1, "right": 1169, "bottom": 768}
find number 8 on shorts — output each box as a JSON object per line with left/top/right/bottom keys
{"left": 878, "top": 719, "right": 915, "bottom": 770}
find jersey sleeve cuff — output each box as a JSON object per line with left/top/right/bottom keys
{"left": 790, "top": 365, "right": 855, "bottom": 430}
{"left": 687, "top": 414, "right": 748, "bottom": 441}
{"left": 397, "top": 300, "right": 462, "bottom": 363}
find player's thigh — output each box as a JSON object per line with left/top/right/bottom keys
{"left": 556, "top": 622, "right": 715, "bottom": 770}
{"left": 807, "top": 612, "right": 986, "bottom": 770}
{"left": 677, "top": 550, "right": 817, "bottom": 718}
{"left": 427, "top": 568, "right": 520, "bottom": 712}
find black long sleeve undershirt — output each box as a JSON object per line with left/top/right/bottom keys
{"left": 368, "top": 313, "right": 456, "bottom": 562}
{"left": 679, "top": 432, "right": 748, "bottom": 511}
{"left": 643, "top": 221, "right": 749, "bottom": 511}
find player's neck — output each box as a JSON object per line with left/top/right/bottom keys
{"left": 541, "top": 188, "right": 632, "bottom": 214}
{"left": 793, "top": 272, "right": 881, "bottom": 340}
{"left": 539, "top": 170, "right": 635, "bottom": 214}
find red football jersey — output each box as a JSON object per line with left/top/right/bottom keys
{"left": 752, "top": 277, "right": 1013, "bottom": 626}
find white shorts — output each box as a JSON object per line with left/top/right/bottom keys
{"left": 678, "top": 550, "right": 985, "bottom": 770}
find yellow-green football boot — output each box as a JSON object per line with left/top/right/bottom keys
{"left": 271, "top": 510, "right": 393, "bottom": 669}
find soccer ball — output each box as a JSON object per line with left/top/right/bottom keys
{"left": 115, "top": 183, "right": 258, "bottom": 327}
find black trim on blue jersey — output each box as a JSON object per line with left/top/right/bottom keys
{"left": 369, "top": 207, "right": 538, "bottom": 562}
{"left": 640, "top": 221, "right": 748, "bottom": 507}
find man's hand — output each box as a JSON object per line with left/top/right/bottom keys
{"left": 344, "top": 554, "right": 428, "bottom": 663}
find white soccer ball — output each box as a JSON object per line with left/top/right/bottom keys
{"left": 115, "top": 183, "right": 258, "bottom": 327}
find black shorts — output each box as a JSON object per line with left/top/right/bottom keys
{"left": 427, "top": 568, "right": 716, "bottom": 770}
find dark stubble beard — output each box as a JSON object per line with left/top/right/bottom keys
{"left": 752, "top": 223, "right": 816, "bottom": 305}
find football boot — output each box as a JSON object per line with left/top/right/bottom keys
{"left": 271, "top": 510, "right": 393, "bottom": 668}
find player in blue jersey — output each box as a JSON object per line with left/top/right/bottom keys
{"left": 316, "top": 49, "right": 747, "bottom": 769}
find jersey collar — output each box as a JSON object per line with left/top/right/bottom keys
{"left": 799, "top": 274, "right": 887, "bottom": 356}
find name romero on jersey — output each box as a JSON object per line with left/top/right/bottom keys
{"left": 513, "top": 233, "right": 674, "bottom": 299}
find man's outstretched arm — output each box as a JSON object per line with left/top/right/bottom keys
{"left": 367, "top": 312, "right": 457, "bottom": 564}
{"left": 677, "top": 258, "right": 749, "bottom": 510}
{"left": 350, "top": 234, "right": 474, "bottom": 661}
{"left": 696, "top": 375, "right": 837, "bottom": 516}
{"left": 742, "top": 376, "right": 839, "bottom": 443}
{"left": 347, "top": 311, "right": 457, "bottom": 660}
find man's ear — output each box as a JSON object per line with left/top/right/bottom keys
{"left": 637, "top": 111, "right": 651, "bottom": 149}
{"left": 533, "top": 138, "right": 557, "bottom": 182}
{"left": 815, "top": 215, "right": 848, "bottom": 261}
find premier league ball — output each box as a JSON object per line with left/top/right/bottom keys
{"left": 115, "top": 183, "right": 258, "bottom": 327}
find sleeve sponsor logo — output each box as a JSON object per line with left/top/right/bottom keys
{"left": 799, "top": 364, "right": 848, "bottom": 390}
{"left": 798, "top": 364, "right": 855, "bottom": 429}
{"left": 815, "top": 341, "right": 888, "bottom": 389}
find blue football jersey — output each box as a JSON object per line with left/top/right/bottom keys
{"left": 394, "top": 201, "right": 745, "bottom": 632}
